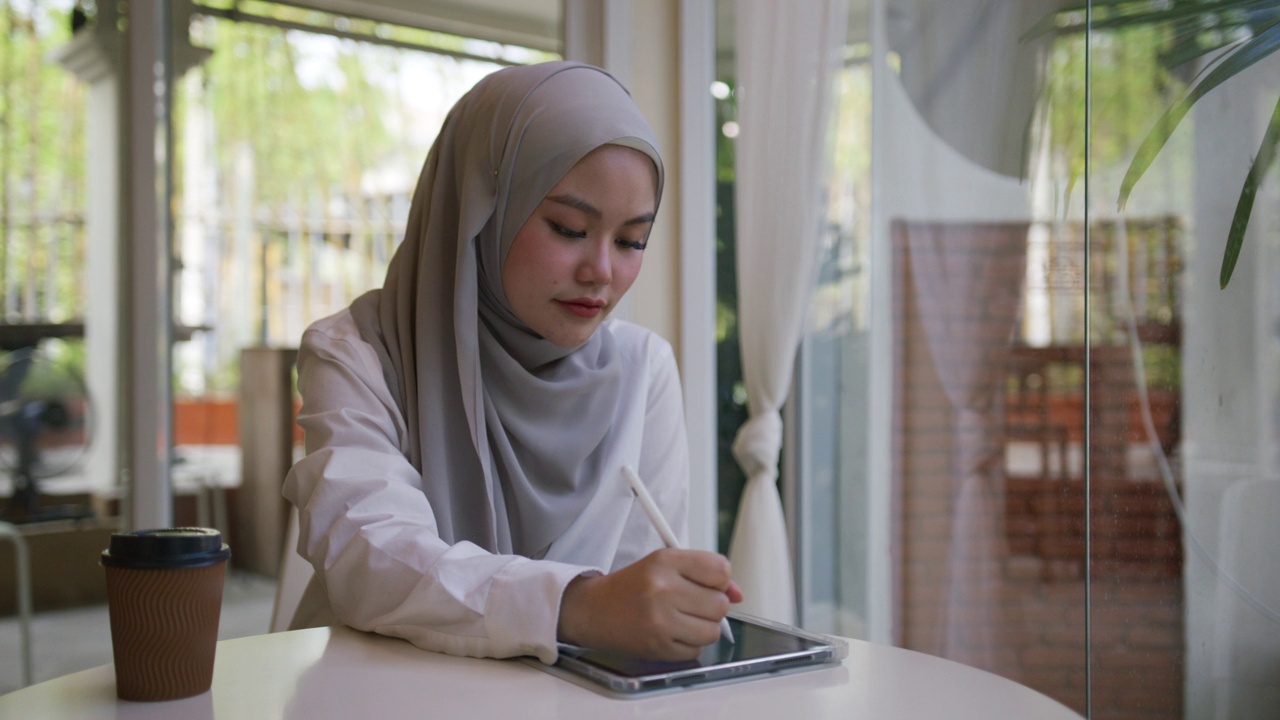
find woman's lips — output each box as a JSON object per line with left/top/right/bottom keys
{"left": 558, "top": 298, "right": 605, "bottom": 318}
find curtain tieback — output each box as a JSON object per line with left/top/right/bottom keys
{"left": 731, "top": 411, "right": 783, "bottom": 480}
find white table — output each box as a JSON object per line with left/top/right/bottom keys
{"left": 0, "top": 626, "right": 1085, "bottom": 719}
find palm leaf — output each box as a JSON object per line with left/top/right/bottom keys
{"left": 1088, "top": 4, "right": 1254, "bottom": 33}
{"left": 1220, "top": 94, "right": 1280, "bottom": 287}
{"left": 1158, "top": 31, "right": 1239, "bottom": 69}
{"left": 1023, "top": 0, "right": 1277, "bottom": 40}
{"left": 1024, "top": 1, "right": 1280, "bottom": 289}
{"left": 1118, "top": 18, "right": 1280, "bottom": 208}
{"left": 1156, "top": 9, "right": 1264, "bottom": 69}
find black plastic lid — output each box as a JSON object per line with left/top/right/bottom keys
{"left": 100, "top": 527, "right": 231, "bottom": 570}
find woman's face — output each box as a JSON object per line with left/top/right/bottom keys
{"left": 503, "top": 144, "right": 658, "bottom": 348}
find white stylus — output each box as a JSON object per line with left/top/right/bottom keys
{"left": 621, "top": 465, "right": 736, "bottom": 644}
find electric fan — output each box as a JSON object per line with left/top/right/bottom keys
{"left": 0, "top": 346, "right": 94, "bottom": 523}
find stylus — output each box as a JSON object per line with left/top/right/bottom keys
{"left": 621, "top": 465, "right": 736, "bottom": 644}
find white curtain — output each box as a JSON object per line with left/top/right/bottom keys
{"left": 729, "top": 0, "right": 848, "bottom": 624}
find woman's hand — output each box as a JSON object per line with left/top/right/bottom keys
{"left": 556, "top": 548, "right": 744, "bottom": 660}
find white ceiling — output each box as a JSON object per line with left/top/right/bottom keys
{"left": 293, "top": 0, "right": 562, "bottom": 52}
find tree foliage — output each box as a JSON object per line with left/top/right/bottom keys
{"left": 194, "top": 15, "right": 399, "bottom": 209}
{"left": 1032, "top": 0, "right": 1280, "bottom": 288}
{"left": 0, "top": 2, "right": 86, "bottom": 322}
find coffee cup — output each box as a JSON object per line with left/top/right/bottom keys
{"left": 100, "top": 527, "right": 231, "bottom": 701}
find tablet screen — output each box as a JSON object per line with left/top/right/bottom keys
{"left": 557, "top": 617, "right": 826, "bottom": 678}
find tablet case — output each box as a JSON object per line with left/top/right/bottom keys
{"left": 521, "top": 612, "right": 847, "bottom": 697}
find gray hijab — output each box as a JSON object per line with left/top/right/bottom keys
{"left": 352, "top": 61, "right": 664, "bottom": 557}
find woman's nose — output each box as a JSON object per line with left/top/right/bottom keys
{"left": 576, "top": 240, "right": 613, "bottom": 286}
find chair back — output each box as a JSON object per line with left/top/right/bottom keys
{"left": 270, "top": 506, "right": 314, "bottom": 633}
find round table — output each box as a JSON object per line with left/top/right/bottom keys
{"left": 0, "top": 626, "right": 1084, "bottom": 718}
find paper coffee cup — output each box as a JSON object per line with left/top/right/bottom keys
{"left": 101, "top": 527, "right": 231, "bottom": 701}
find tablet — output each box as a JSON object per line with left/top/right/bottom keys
{"left": 525, "top": 613, "right": 847, "bottom": 697}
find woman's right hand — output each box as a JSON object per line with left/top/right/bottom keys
{"left": 556, "top": 548, "right": 743, "bottom": 660}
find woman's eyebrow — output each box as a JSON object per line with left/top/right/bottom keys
{"left": 548, "top": 193, "right": 655, "bottom": 226}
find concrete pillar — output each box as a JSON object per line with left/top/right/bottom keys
{"left": 51, "top": 2, "right": 210, "bottom": 530}
{"left": 49, "top": 14, "right": 124, "bottom": 506}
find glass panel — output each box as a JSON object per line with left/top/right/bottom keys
{"left": 173, "top": 8, "right": 536, "bottom": 394}
{"left": 757, "top": 2, "right": 1280, "bottom": 717}
{"left": 798, "top": 3, "right": 874, "bottom": 638}
{"left": 0, "top": 0, "right": 92, "bottom": 526}
{"left": 0, "top": 1, "right": 85, "bottom": 325}
{"left": 1085, "top": 3, "right": 1280, "bottom": 719}
{"left": 768, "top": 1, "right": 1094, "bottom": 715}
{"left": 0, "top": 0, "right": 111, "bottom": 694}
{"left": 168, "top": 5, "right": 549, "bottom": 572}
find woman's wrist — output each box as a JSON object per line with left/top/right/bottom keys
{"left": 557, "top": 573, "right": 596, "bottom": 647}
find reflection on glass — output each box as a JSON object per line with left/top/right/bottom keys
{"left": 1082, "top": 6, "right": 1280, "bottom": 720}
{"left": 763, "top": 2, "right": 1280, "bottom": 719}
{"left": 844, "top": 7, "right": 1091, "bottom": 712}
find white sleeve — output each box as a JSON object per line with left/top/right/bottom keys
{"left": 611, "top": 335, "right": 692, "bottom": 569}
{"left": 282, "top": 323, "right": 596, "bottom": 664}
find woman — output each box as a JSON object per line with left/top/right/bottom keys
{"left": 283, "top": 61, "right": 740, "bottom": 665}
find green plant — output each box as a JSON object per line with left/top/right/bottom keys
{"left": 1030, "top": 0, "right": 1280, "bottom": 288}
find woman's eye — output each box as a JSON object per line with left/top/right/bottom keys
{"left": 616, "top": 238, "right": 648, "bottom": 251}
{"left": 549, "top": 221, "right": 586, "bottom": 239}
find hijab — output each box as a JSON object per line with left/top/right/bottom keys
{"left": 351, "top": 61, "right": 664, "bottom": 558}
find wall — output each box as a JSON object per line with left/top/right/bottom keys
{"left": 565, "top": 0, "right": 724, "bottom": 551}
{"left": 625, "top": 0, "right": 684, "bottom": 360}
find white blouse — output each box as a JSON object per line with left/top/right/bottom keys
{"left": 282, "top": 308, "right": 689, "bottom": 664}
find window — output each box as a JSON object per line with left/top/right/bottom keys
{"left": 722, "top": 3, "right": 1280, "bottom": 718}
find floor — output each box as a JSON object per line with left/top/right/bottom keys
{"left": 0, "top": 570, "right": 278, "bottom": 696}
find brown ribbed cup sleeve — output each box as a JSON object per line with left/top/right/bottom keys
{"left": 104, "top": 561, "right": 227, "bottom": 701}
